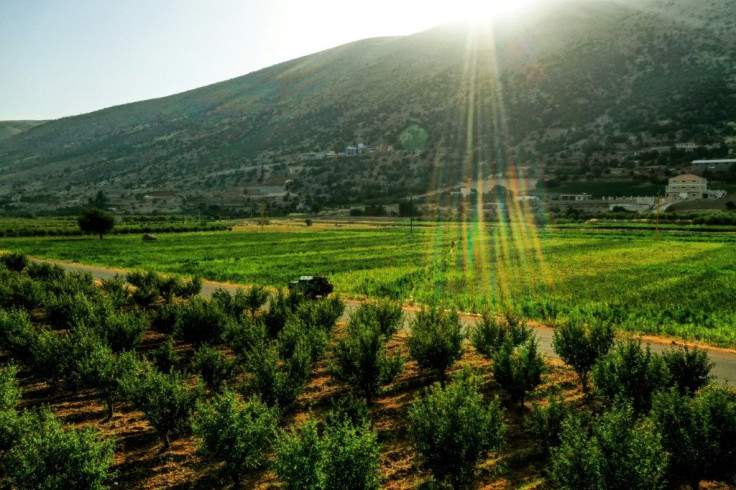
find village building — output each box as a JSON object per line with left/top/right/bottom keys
{"left": 666, "top": 174, "right": 725, "bottom": 200}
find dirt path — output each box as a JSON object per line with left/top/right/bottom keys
{"left": 40, "top": 258, "right": 735, "bottom": 385}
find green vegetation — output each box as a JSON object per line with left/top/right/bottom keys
{"left": 4, "top": 222, "right": 736, "bottom": 346}
{"left": 398, "top": 124, "right": 429, "bottom": 151}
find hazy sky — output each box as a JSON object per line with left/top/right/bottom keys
{"left": 0, "top": 0, "right": 543, "bottom": 120}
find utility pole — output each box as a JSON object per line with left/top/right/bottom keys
{"left": 260, "top": 199, "right": 265, "bottom": 231}
{"left": 409, "top": 193, "right": 413, "bottom": 234}
{"left": 655, "top": 195, "right": 661, "bottom": 242}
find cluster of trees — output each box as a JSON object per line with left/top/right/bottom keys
{"left": 1, "top": 251, "right": 735, "bottom": 487}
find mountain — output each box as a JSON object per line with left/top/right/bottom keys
{"left": 1, "top": 0, "right": 734, "bottom": 215}
{"left": 0, "top": 121, "right": 48, "bottom": 142}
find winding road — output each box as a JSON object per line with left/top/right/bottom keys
{"left": 40, "top": 258, "right": 736, "bottom": 385}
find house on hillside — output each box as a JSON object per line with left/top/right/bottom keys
{"left": 666, "top": 174, "right": 725, "bottom": 200}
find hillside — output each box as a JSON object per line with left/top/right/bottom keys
{"left": 1, "top": 0, "right": 734, "bottom": 215}
{"left": 0, "top": 121, "right": 48, "bottom": 142}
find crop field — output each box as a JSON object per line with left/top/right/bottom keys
{"left": 3, "top": 220, "right": 736, "bottom": 346}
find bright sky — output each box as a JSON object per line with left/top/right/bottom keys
{"left": 0, "top": 0, "right": 544, "bottom": 120}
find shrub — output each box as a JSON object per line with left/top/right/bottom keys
{"left": 527, "top": 391, "right": 570, "bottom": 453}
{"left": 245, "top": 339, "right": 311, "bottom": 410}
{"left": 278, "top": 315, "right": 328, "bottom": 363}
{"left": 552, "top": 319, "right": 614, "bottom": 393}
{"left": 661, "top": 346, "right": 713, "bottom": 396}
{"left": 493, "top": 336, "right": 545, "bottom": 408}
{"left": 173, "top": 276, "right": 202, "bottom": 299}
{"left": 222, "top": 316, "right": 266, "bottom": 359}
{"left": 150, "top": 303, "right": 178, "bottom": 334}
{"left": 593, "top": 339, "right": 671, "bottom": 414}
{"left": 324, "top": 392, "right": 370, "bottom": 429}
{"left": 0, "top": 364, "right": 21, "bottom": 412}
{"left": 0, "top": 252, "right": 28, "bottom": 272}
{"left": 192, "top": 390, "right": 279, "bottom": 486}
{"left": 97, "top": 309, "right": 146, "bottom": 352}
{"left": 322, "top": 418, "right": 381, "bottom": 490}
{"left": 331, "top": 317, "right": 403, "bottom": 404}
{"left": 79, "top": 345, "right": 139, "bottom": 420}
{"left": 122, "top": 366, "right": 201, "bottom": 448}
{"left": 263, "top": 290, "right": 301, "bottom": 338}
{"left": 148, "top": 336, "right": 179, "bottom": 373}
{"left": 99, "top": 274, "right": 130, "bottom": 309}
{"left": 294, "top": 295, "right": 345, "bottom": 334}
{"left": 44, "top": 291, "right": 104, "bottom": 330}
{"left": 0, "top": 274, "right": 45, "bottom": 311}
{"left": 127, "top": 270, "right": 162, "bottom": 307}
{"left": 215, "top": 286, "right": 271, "bottom": 318}
{"left": 407, "top": 307, "right": 464, "bottom": 386}
{"left": 408, "top": 368, "right": 505, "bottom": 486}
{"left": 3, "top": 409, "right": 116, "bottom": 489}
{"left": 350, "top": 300, "right": 404, "bottom": 337}
{"left": 174, "top": 296, "right": 228, "bottom": 345}
{"left": 551, "top": 403, "right": 667, "bottom": 490}
{"left": 651, "top": 385, "right": 736, "bottom": 489}
{"left": 274, "top": 417, "right": 323, "bottom": 490}
{"left": 471, "top": 312, "right": 530, "bottom": 357}
{"left": 25, "top": 262, "right": 65, "bottom": 281}
{"left": 192, "top": 345, "right": 236, "bottom": 392}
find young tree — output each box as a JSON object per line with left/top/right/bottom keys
{"left": 350, "top": 300, "right": 404, "bottom": 337}
{"left": 78, "top": 208, "right": 115, "bottom": 239}
{"left": 552, "top": 319, "right": 614, "bottom": 393}
{"left": 661, "top": 346, "right": 713, "bottom": 395}
{"left": 192, "top": 345, "right": 236, "bottom": 392}
{"left": 651, "top": 385, "right": 736, "bottom": 489}
{"left": 321, "top": 418, "right": 382, "bottom": 490}
{"left": 174, "top": 296, "right": 229, "bottom": 345}
{"left": 274, "top": 417, "right": 324, "bottom": 490}
{"left": 192, "top": 389, "right": 279, "bottom": 487}
{"left": 4, "top": 409, "right": 116, "bottom": 489}
{"left": 471, "top": 312, "right": 530, "bottom": 357}
{"left": 408, "top": 368, "right": 505, "bottom": 486}
{"left": 122, "top": 366, "right": 201, "bottom": 449}
{"left": 493, "top": 336, "right": 545, "bottom": 408}
{"left": 407, "top": 307, "right": 464, "bottom": 386}
{"left": 527, "top": 391, "right": 571, "bottom": 454}
{"left": 593, "top": 339, "right": 671, "bottom": 414}
{"left": 552, "top": 403, "right": 668, "bottom": 490}
{"left": 331, "top": 317, "right": 403, "bottom": 404}
{"left": 79, "top": 345, "right": 139, "bottom": 420}
{"left": 246, "top": 338, "right": 311, "bottom": 410}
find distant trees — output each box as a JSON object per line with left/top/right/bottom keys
{"left": 78, "top": 209, "right": 115, "bottom": 239}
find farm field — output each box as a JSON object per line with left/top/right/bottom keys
{"left": 3, "top": 219, "right": 736, "bottom": 347}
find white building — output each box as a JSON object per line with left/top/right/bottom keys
{"left": 666, "top": 174, "right": 725, "bottom": 200}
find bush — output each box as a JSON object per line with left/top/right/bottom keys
{"left": 408, "top": 368, "right": 505, "bottom": 486}
{"left": 0, "top": 364, "right": 21, "bottom": 412}
{"left": 263, "top": 290, "right": 301, "bottom": 338}
{"left": 350, "top": 300, "right": 404, "bottom": 337}
{"left": 275, "top": 415, "right": 381, "bottom": 490}
{"left": 471, "top": 312, "right": 530, "bottom": 357}
{"left": 0, "top": 274, "right": 45, "bottom": 311}
{"left": 245, "top": 339, "right": 311, "bottom": 410}
{"left": 407, "top": 307, "right": 464, "bottom": 386}
{"left": 322, "top": 418, "right": 381, "bottom": 490}
{"left": 331, "top": 316, "right": 403, "bottom": 404}
{"left": 192, "top": 390, "right": 279, "bottom": 486}
{"left": 527, "top": 391, "right": 570, "bottom": 453}
{"left": 44, "top": 291, "right": 104, "bottom": 330}
{"left": 0, "top": 252, "right": 29, "bottom": 272}
{"left": 25, "top": 262, "right": 65, "bottom": 281}
{"left": 3, "top": 409, "right": 116, "bottom": 489}
{"left": 293, "top": 295, "right": 345, "bottom": 334}
{"left": 150, "top": 303, "right": 178, "bottom": 334}
{"left": 99, "top": 274, "right": 130, "bottom": 309}
{"left": 148, "top": 336, "right": 179, "bottom": 373}
{"left": 493, "top": 336, "right": 545, "bottom": 408}
{"left": 552, "top": 319, "right": 614, "bottom": 393}
{"left": 662, "top": 346, "right": 713, "bottom": 396}
{"left": 551, "top": 403, "right": 667, "bottom": 490}
{"left": 97, "top": 309, "right": 146, "bottom": 352}
{"left": 122, "top": 366, "right": 201, "bottom": 448}
{"left": 192, "top": 345, "right": 236, "bottom": 392}
{"left": 593, "top": 339, "right": 671, "bottom": 414}
{"left": 174, "top": 297, "right": 229, "bottom": 345}
{"left": 79, "top": 345, "right": 139, "bottom": 419}
{"left": 274, "top": 417, "right": 324, "bottom": 489}
{"left": 651, "top": 385, "right": 736, "bottom": 489}
{"left": 126, "top": 270, "right": 162, "bottom": 307}
{"left": 222, "top": 316, "right": 266, "bottom": 359}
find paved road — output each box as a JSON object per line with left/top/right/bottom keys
{"left": 44, "top": 259, "right": 735, "bottom": 385}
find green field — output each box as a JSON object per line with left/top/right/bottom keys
{"left": 3, "top": 221, "right": 736, "bottom": 346}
